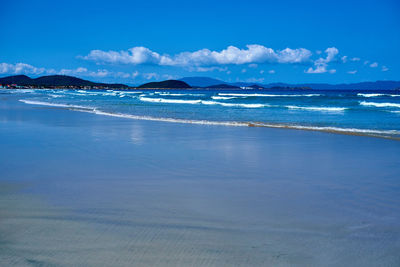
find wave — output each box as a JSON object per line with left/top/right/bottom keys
{"left": 155, "top": 92, "right": 205, "bottom": 97}
{"left": 211, "top": 96, "right": 239, "bottom": 100}
{"left": 49, "top": 94, "right": 64, "bottom": 98}
{"left": 90, "top": 110, "right": 248, "bottom": 126}
{"left": 286, "top": 105, "right": 347, "bottom": 112}
{"left": 7, "top": 89, "right": 37, "bottom": 94}
{"left": 139, "top": 97, "right": 202, "bottom": 104}
{"left": 251, "top": 123, "right": 400, "bottom": 137}
{"left": 358, "top": 93, "right": 400, "bottom": 98}
{"left": 201, "top": 101, "right": 266, "bottom": 108}
{"left": 360, "top": 101, "right": 400, "bottom": 108}
{"left": 140, "top": 97, "right": 266, "bottom": 108}
{"left": 19, "top": 99, "right": 93, "bottom": 110}
{"left": 218, "top": 93, "right": 321, "bottom": 97}
{"left": 357, "top": 93, "right": 385, "bottom": 98}
{"left": 19, "top": 99, "right": 400, "bottom": 139}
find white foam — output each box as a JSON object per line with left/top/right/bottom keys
{"left": 360, "top": 101, "right": 400, "bottom": 108}
{"left": 8, "top": 89, "right": 37, "bottom": 94}
{"left": 286, "top": 105, "right": 347, "bottom": 112}
{"left": 218, "top": 93, "right": 321, "bottom": 97}
{"left": 113, "top": 91, "right": 143, "bottom": 94}
{"left": 139, "top": 96, "right": 266, "bottom": 108}
{"left": 49, "top": 94, "right": 63, "bottom": 98}
{"left": 211, "top": 96, "right": 238, "bottom": 100}
{"left": 358, "top": 93, "right": 400, "bottom": 98}
{"left": 155, "top": 92, "right": 205, "bottom": 97}
{"left": 139, "top": 97, "right": 202, "bottom": 104}
{"left": 201, "top": 101, "right": 266, "bottom": 108}
{"left": 357, "top": 93, "right": 385, "bottom": 97}
{"left": 253, "top": 123, "right": 400, "bottom": 136}
{"left": 91, "top": 110, "right": 248, "bottom": 127}
{"left": 19, "top": 99, "right": 92, "bottom": 110}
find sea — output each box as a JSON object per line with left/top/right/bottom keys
{"left": 1, "top": 87, "right": 400, "bottom": 266}
{"left": 4, "top": 88, "right": 400, "bottom": 139}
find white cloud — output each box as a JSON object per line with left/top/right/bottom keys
{"left": 370, "top": 62, "right": 378, "bottom": 68}
{"left": 248, "top": 63, "right": 258, "bottom": 68}
{"left": 191, "top": 66, "right": 228, "bottom": 72}
{"left": 347, "top": 70, "right": 357, "bottom": 74}
{"left": 162, "top": 74, "right": 178, "bottom": 80}
{"left": 132, "top": 71, "right": 139, "bottom": 78}
{"left": 0, "top": 62, "right": 139, "bottom": 80}
{"left": 82, "top": 47, "right": 164, "bottom": 65}
{"left": 381, "top": 66, "right": 389, "bottom": 72}
{"left": 143, "top": 73, "right": 159, "bottom": 80}
{"left": 59, "top": 67, "right": 129, "bottom": 78}
{"left": 341, "top": 56, "right": 348, "bottom": 63}
{"left": 245, "top": 77, "right": 265, "bottom": 83}
{"left": 268, "top": 70, "right": 275, "bottom": 74}
{"left": 305, "top": 47, "right": 338, "bottom": 74}
{"left": 0, "top": 63, "right": 46, "bottom": 75}
{"left": 351, "top": 57, "right": 360, "bottom": 61}
{"left": 241, "top": 68, "right": 247, "bottom": 73}
{"left": 81, "top": 45, "right": 313, "bottom": 67}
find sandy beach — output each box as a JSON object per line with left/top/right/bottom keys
{"left": 1, "top": 94, "right": 400, "bottom": 266}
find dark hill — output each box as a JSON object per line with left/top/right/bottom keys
{"left": 0, "top": 75, "right": 33, "bottom": 85}
{"left": 180, "top": 77, "right": 223, "bottom": 87}
{"left": 138, "top": 80, "right": 191, "bottom": 89}
{"left": 0, "top": 75, "right": 128, "bottom": 88}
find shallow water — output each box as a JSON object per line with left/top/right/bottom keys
{"left": 0, "top": 96, "right": 400, "bottom": 266}
{"left": 4, "top": 88, "right": 400, "bottom": 138}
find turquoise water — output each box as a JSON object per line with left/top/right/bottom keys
{"left": 4, "top": 88, "right": 400, "bottom": 138}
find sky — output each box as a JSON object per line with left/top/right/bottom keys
{"left": 0, "top": 0, "right": 399, "bottom": 85}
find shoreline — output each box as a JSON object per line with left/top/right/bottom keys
{"left": 18, "top": 98, "right": 400, "bottom": 141}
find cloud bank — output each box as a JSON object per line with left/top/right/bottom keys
{"left": 0, "top": 63, "right": 48, "bottom": 75}
{"left": 81, "top": 45, "right": 313, "bottom": 66}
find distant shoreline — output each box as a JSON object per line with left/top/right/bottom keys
{"left": 1, "top": 74, "right": 400, "bottom": 90}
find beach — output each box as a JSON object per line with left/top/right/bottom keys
{"left": 1, "top": 94, "right": 400, "bottom": 266}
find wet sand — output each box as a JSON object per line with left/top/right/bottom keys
{"left": 1, "top": 95, "right": 400, "bottom": 266}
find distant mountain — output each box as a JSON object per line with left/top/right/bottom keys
{"left": 240, "top": 81, "right": 400, "bottom": 90}
{"left": 0, "top": 75, "right": 128, "bottom": 88}
{"left": 180, "top": 77, "right": 224, "bottom": 87}
{"left": 137, "top": 80, "right": 191, "bottom": 89}
{"left": 205, "top": 83, "right": 240, "bottom": 89}
{"left": 2, "top": 74, "right": 399, "bottom": 90}
{"left": 183, "top": 76, "right": 400, "bottom": 90}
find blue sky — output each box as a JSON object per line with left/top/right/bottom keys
{"left": 1, "top": 0, "right": 399, "bottom": 85}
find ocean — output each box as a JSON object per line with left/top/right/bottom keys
{"left": 1, "top": 91, "right": 400, "bottom": 266}
{"left": 5, "top": 88, "right": 400, "bottom": 139}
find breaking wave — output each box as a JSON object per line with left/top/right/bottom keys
{"left": 360, "top": 101, "right": 400, "bottom": 108}
{"left": 286, "top": 105, "right": 347, "bottom": 112}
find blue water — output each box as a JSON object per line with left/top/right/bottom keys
{"left": 4, "top": 88, "right": 400, "bottom": 138}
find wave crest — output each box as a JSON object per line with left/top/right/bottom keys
{"left": 360, "top": 101, "right": 400, "bottom": 108}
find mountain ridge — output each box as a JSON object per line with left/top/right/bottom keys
{"left": 0, "top": 75, "right": 128, "bottom": 88}
{"left": 1, "top": 74, "right": 399, "bottom": 90}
